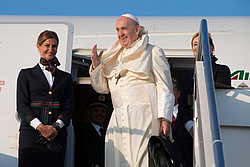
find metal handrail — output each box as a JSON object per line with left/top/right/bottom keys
{"left": 197, "top": 19, "right": 226, "bottom": 167}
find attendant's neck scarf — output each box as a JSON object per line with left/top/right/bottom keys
{"left": 40, "top": 57, "right": 60, "bottom": 76}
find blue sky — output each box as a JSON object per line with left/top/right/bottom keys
{"left": 1, "top": 0, "right": 250, "bottom": 16}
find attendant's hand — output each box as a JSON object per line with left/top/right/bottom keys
{"left": 91, "top": 44, "right": 104, "bottom": 70}
{"left": 159, "top": 119, "right": 171, "bottom": 137}
{"left": 189, "top": 126, "right": 194, "bottom": 137}
{"left": 37, "top": 124, "right": 58, "bottom": 141}
{"left": 36, "top": 135, "right": 62, "bottom": 154}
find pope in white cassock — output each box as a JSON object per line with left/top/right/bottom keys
{"left": 89, "top": 14, "right": 175, "bottom": 167}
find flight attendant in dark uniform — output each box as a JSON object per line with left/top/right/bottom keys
{"left": 17, "top": 30, "right": 74, "bottom": 167}
{"left": 176, "top": 32, "right": 231, "bottom": 167}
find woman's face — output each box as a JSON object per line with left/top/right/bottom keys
{"left": 192, "top": 36, "right": 199, "bottom": 57}
{"left": 37, "top": 38, "right": 58, "bottom": 60}
{"left": 192, "top": 35, "right": 214, "bottom": 57}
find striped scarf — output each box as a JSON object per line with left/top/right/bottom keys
{"left": 40, "top": 57, "right": 60, "bottom": 76}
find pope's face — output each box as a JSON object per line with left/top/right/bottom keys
{"left": 116, "top": 17, "right": 140, "bottom": 48}
{"left": 37, "top": 38, "right": 58, "bottom": 61}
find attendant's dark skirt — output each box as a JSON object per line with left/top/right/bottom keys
{"left": 18, "top": 148, "right": 65, "bottom": 167}
{"left": 18, "top": 128, "right": 67, "bottom": 167}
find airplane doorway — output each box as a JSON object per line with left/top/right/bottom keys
{"left": 71, "top": 51, "right": 195, "bottom": 167}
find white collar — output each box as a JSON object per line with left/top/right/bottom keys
{"left": 173, "top": 104, "right": 179, "bottom": 118}
{"left": 90, "top": 121, "right": 103, "bottom": 131}
{"left": 39, "top": 63, "right": 46, "bottom": 70}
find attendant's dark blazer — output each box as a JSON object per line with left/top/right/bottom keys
{"left": 17, "top": 63, "right": 74, "bottom": 152}
{"left": 74, "top": 122, "right": 105, "bottom": 167}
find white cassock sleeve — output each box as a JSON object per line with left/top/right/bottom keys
{"left": 151, "top": 46, "right": 175, "bottom": 122}
{"left": 89, "top": 63, "right": 110, "bottom": 94}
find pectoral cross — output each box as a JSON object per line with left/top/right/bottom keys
{"left": 115, "top": 74, "right": 121, "bottom": 85}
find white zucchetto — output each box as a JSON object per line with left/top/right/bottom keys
{"left": 121, "top": 14, "right": 140, "bottom": 25}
